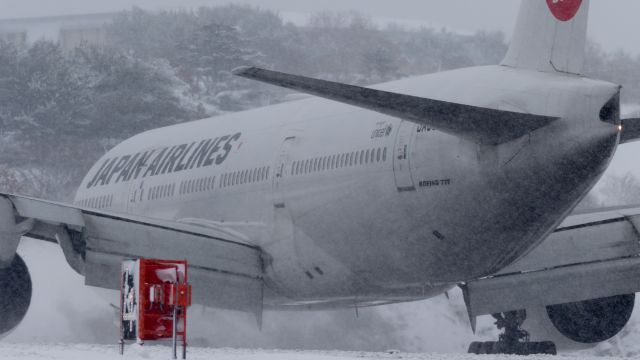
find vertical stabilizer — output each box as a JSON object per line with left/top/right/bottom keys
{"left": 501, "top": 0, "right": 590, "bottom": 75}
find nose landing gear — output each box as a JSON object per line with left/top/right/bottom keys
{"left": 468, "top": 310, "right": 557, "bottom": 355}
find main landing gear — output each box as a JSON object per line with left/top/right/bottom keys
{"left": 468, "top": 310, "right": 557, "bottom": 355}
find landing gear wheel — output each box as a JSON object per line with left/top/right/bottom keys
{"left": 467, "top": 310, "right": 557, "bottom": 355}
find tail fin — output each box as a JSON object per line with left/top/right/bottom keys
{"left": 501, "top": 0, "right": 590, "bottom": 75}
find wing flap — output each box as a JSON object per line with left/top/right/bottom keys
{"left": 462, "top": 205, "right": 640, "bottom": 323}
{"left": 233, "top": 67, "right": 557, "bottom": 145}
{"left": 1, "top": 193, "right": 264, "bottom": 314}
{"left": 462, "top": 257, "right": 640, "bottom": 320}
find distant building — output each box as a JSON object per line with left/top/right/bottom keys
{"left": 0, "top": 13, "right": 116, "bottom": 50}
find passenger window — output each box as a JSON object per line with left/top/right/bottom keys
{"left": 313, "top": 158, "right": 318, "bottom": 172}
{"left": 365, "top": 150, "right": 370, "bottom": 163}
{"left": 377, "top": 148, "right": 381, "bottom": 162}
{"left": 360, "top": 150, "right": 364, "bottom": 164}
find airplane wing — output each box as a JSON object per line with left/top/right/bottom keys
{"left": 461, "top": 205, "right": 640, "bottom": 329}
{"left": 621, "top": 117, "right": 640, "bottom": 143}
{"left": 0, "top": 193, "right": 264, "bottom": 317}
{"left": 233, "top": 67, "right": 557, "bottom": 145}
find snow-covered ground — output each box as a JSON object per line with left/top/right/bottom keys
{"left": 0, "top": 343, "right": 623, "bottom": 360}
{"left": 5, "top": 238, "right": 640, "bottom": 358}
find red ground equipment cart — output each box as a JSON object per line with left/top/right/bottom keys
{"left": 120, "top": 258, "right": 192, "bottom": 359}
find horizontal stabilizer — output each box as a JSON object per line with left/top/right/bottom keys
{"left": 233, "top": 67, "right": 557, "bottom": 145}
{"left": 621, "top": 118, "right": 640, "bottom": 144}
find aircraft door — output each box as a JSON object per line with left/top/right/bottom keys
{"left": 126, "top": 153, "right": 152, "bottom": 213}
{"left": 273, "top": 136, "right": 296, "bottom": 208}
{"left": 393, "top": 121, "right": 416, "bottom": 192}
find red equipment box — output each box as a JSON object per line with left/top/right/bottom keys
{"left": 120, "top": 258, "right": 191, "bottom": 356}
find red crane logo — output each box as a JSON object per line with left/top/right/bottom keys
{"left": 546, "top": 0, "right": 583, "bottom": 22}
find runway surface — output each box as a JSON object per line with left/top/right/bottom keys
{"left": 0, "top": 343, "right": 617, "bottom": 360}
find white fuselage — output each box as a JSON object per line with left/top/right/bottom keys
{"left": 74, "top": 65, "right": 620, "bottom": 308}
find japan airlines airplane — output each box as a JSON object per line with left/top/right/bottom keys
{"left": 2, "top": 0, "right": 640, "bottom": 355}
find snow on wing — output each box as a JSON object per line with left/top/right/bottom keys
{"left": 0, "top": 193, "right": 263, "bottom": 315}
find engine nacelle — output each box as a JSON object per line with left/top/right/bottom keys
{"left": 523, "top": 294, "right": 635, "bottom": 350}
{"left": 0, "top": 255, "right": 32, "bottom": 337}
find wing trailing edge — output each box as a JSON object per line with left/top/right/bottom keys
{"left": 621, "top": 117, "right": 640, "bottom": 144}
{"left": 233, "top": 67, "right": 557, "bottom": 145}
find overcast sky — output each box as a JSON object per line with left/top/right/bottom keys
{"left": 1, "top": 0, "right": 640, "bottom": 55}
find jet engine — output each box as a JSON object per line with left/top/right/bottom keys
{"left": 0, "top": 255, "right": 32, "bottom": 337}
{"left": 524, "top": 294, "right": 635, "bottom": 349}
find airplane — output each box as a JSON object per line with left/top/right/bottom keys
{"left": 1, "top": 0, "right": 640, "bottom": 355}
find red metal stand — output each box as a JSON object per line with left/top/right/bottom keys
{"left": 120, "top": 258, "right": 192, "bottom": 359}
